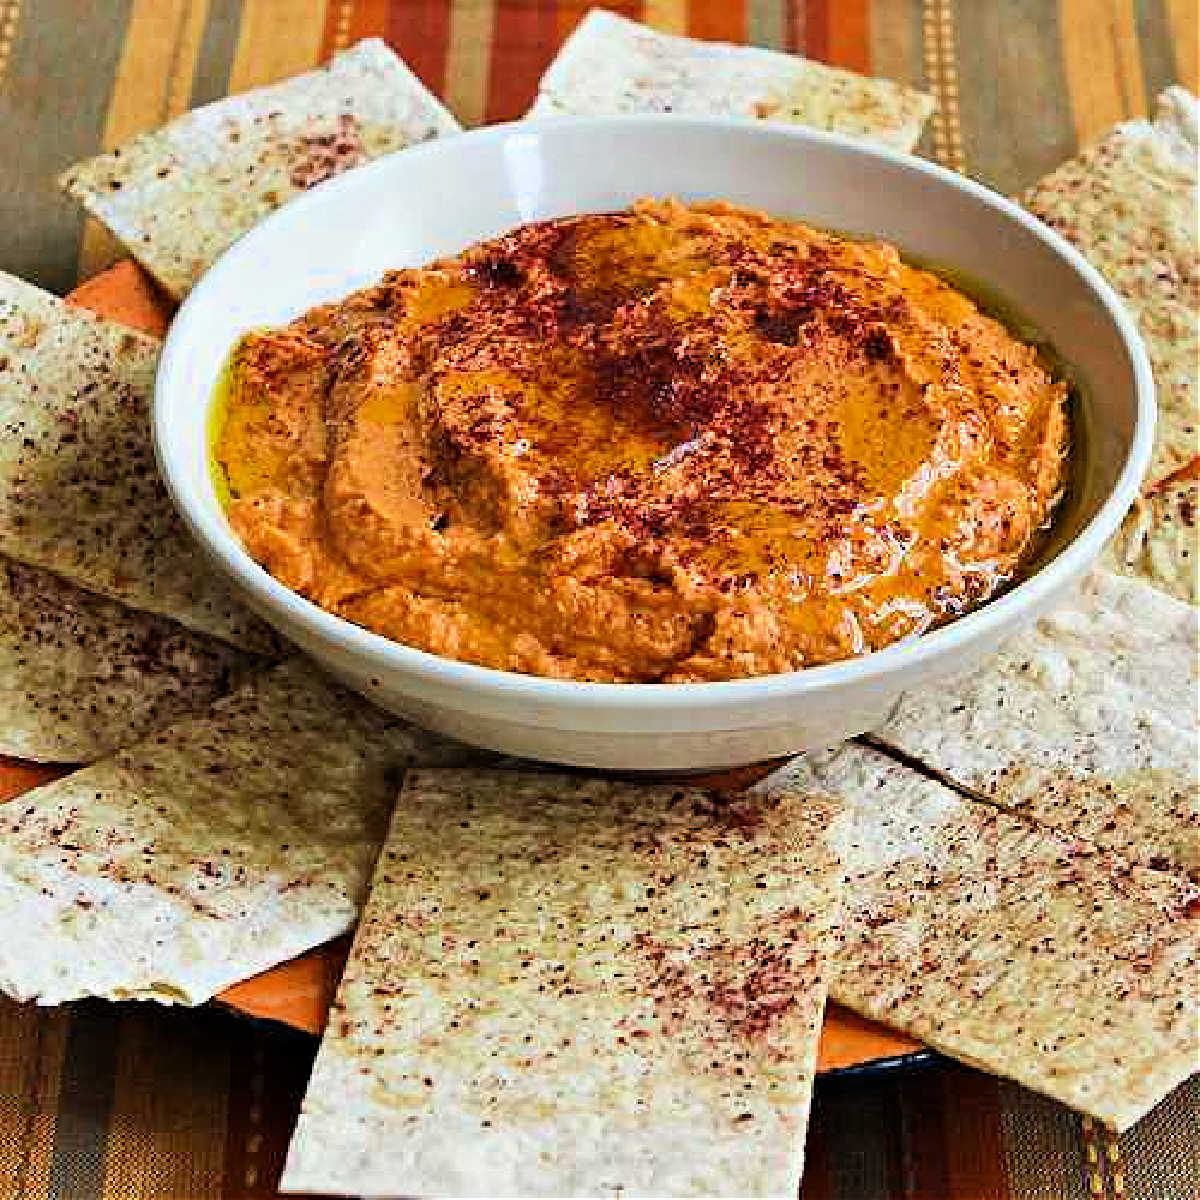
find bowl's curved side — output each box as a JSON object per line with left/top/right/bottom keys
{"left": 155, "top": 117, "right": 1154, "bottom": 768}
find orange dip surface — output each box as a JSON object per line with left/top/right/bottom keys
{"left": 214, "top": 199, "right": 1069, "bottom": 682}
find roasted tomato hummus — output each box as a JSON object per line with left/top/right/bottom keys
{"left": 215, "top": 199, "right": 1069, "bottom": 682}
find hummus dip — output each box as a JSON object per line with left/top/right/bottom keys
{"left": 215, "top": 199, "right": 1069, "bottom": 682}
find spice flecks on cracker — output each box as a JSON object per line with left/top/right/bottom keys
{"left": 0, "top": 659, "right": 474, "bottom": 1006}
{"left": 282, "top": 768, "right": 845, "bottom": 1198}
{"left": 787, "top": 743, "right": 1200, "bottom": 1131}
{"left": 0, "top": 271, "right": 278, "bottom": 652}
{"left": 529, "top": 9, "right": 934, "bottom": 152}
{"left": 59, "top": 39, "right": 461, "bottom": 299}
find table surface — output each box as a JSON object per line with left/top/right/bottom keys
{"left": 1, "top": 3, "right": 1197, "bottom": 1199}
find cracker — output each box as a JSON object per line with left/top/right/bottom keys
{"left": 528, "top": 9, "right": 934, "bottom": 152}
{"left": 0, "top": 272, "right": 277, "bottom": 652}
{"left": 60, "top": 39, "right": 461, "bottom": 299}
{"left": 0, "top": 659, "right": 473, "bottom": 1006}
{"left": 871, "top": 570, "right": 1199, "bottom": 880}
{"left": 0, "top": 556, "right": 253, "bottom": 762}
{"left": 281, "top": 768, "right": 845, "bottom": 1198}
{"left": 1103, "top": 460, "right": 1198, "bottom": 604}
{"left": 787, "top": 743, "right": 1199, "bottom": 1130}
{"left": 1024, "top": 88, "right": 1198, "bottom": 486}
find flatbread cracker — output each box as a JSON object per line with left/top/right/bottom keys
{"left": 872, "top": 570, "right": 1199, "bottom": 879}
{"left": 60, "top": 40, "right": 460, "bottom": 300}
{"left": 0, "top": 272, "right": 278, "bottom": 652}
{"left": 1024, "top": 87, "right": 1198, "bottom": 486}
{"left": 0, "top": 659, "right": 474, "bottom": 1006}
{"left": 787, "top": 743, "right": 1199, "bottom": 1131}
{"left": 528, "top": 9, "right": 934, "bottom": 152}
{"left": 282, "top": 768, "right": 845, "bottom": 1198}
{"left": 1103, "top": 460, "right": 1198, "bottom": 604}
{"left": 0, "top": 556, "right": 253, "bottom": 762}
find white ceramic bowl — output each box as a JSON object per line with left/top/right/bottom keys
{"left": 156, "top": 116, "right": 1154, "bottom": 770}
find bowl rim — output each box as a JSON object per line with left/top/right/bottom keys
{"left": 155, "top": 113, "right": 1156, "bottom": 714}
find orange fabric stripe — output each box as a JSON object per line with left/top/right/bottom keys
{"left": 554, "top": 0, "right": 596, "bottom": 44}
{"left": 1059, "top": 0, "right": 1147, "bottom": 145}
{"left": 320, "top": 0, "right": 356, "bottom": 55}
{"left": 485, "top": 0, "right": 560, "bottom": 122}
{"left": 385, "top": 0, "right": 450, "bottom": 97}
{"left": 346, "top": 0, "right": 389, "bottom": 43}
{"left": 689, "top": 0, "right": 746, "bottom": 42}
{"left": 820, "top": 0, "right": 870, "bottom": 71}
{"left": 643, "top": 0, "right": 687, "bottom": 34}
{"left": 784, "top": 0, "right": 803, "bottom": 52}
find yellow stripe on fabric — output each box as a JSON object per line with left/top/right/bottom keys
{"left": 0, "top": 0, "right": 20, "bottom": 89}
{"left": 1059, "top": 0, "right": 1146, "bottom": 147}
{"left": 444, "top": 0, "right": 496, "bottom": 127}
{"left": 0, "top": 1004, "right": 69, "bottom": 1200}
{"left": 227, "top": 0, "right": 329, "bottom": 94}
{"left": 1165, "top": 0, "right": 1198, "bottom": 91}
{"left": 97, "top": 1010, "right": 231, "bottom": 1200}
{"left": 642, "top": 0, "right": 689, "bottom": 35}
{"left": 77, "top": 0, "right": 210, "bottom": 279}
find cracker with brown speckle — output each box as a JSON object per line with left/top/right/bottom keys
{"left": 871, "top": 570, "right": 1199, "bottom": 880}
{"left": 1024, "top": 87, "right": 1198, "bottom": 486}
{"left": 281, "top": 768, "right": 846, "bottom": 1198}
{"left": 0, "top": 556, "right": 257, "bottom": 762}
{"left": 0, "top": 658, "right": 476, "bottom": 1006}
{"left": 0, "top": 272, "right": 278, "bottom": 652}
{"left": 787, "top": 743, "right": 1199, "bottom": 1131}
{"left": 528, "top": 9, "right": 934, "bottom": 152}
{"left": 1103, "top": 461, "right": 1198, "bottom": 604}
{"left": 60, "top": 39, "right": 460, "bottom": 300}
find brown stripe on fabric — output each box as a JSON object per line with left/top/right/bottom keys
{"left": 0, "top": 1003, "right": 71, "bottom": 1200}
{"left": 1058, "top": 0, "right": 1147, "bottom": 147}
{"left": 1164, "top": 0, "right": 1198, "bottom": 91}
{"left": 998, "top": 1079, "right": 1090, "bottom": 1200}
{"left": 810, "top": 0, "right": 870, "bottom": 70}
{"left": 221, "top": 1017, "right": 317, "bottom": 1197}
{"left": 189, "top": 0, "right": 245, "bottom": 105}
{"left": 688, "top": 0, "right": 746, "bottom": 41}
{"left": 747, "top": 0, "right": 786, "bottom": 49}
{"left": 1119, "top": 1077, "right": 1200, "bottom": 1200}
{"left": 785, "top": 0, "right": 806, "bottom": 52}
{"left": 485, "top": 0, "right": 561, "bottom": 123}
{"left": 47, "top": 1003, "right": 121, "bottom": 1200}
{"left": 385, "top": 0, "right": 450, "bottom": 102}
{"left": 940, "top": 1066, "right": 1011, "bottom": 1200}
{"left": 444, "top": 0, "right": 496, "bottom": 126}
{"left": 0, "top": 0, "right": 132, "bottom": 291}
{"left": 227, "top": 0, "right": 329, "bottom": 93}
{"left": 1134, "top": 0, "right": 1184, "bottom": 102}
{"left": 953, "top": 0, "right": 1077, "bottom": 194}
{"left": 894, "top": 1066, "right": 953, "bottom": 1198}
{"left": 98, "top": 1006, "right": 231, "bottom": 1200}
{"left": 801, "top": 1071, "right": 903, "bottom": 1199}
{"left": 869, "top": 0, "right": 926, "bottom": 86}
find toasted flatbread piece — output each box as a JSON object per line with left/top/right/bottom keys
{"left": 0, "top": 272, "right": 277, "bottom": 652}
{"left": 1103, "top": 460, "right": 1198, "bottom": 603}
{"left": 60, "top": 40, "right": 460, "bottom": 299}
{"left": 787, "top": 744, "right": 1199, "bottom": 1131}
{"left": 528, "top": 9, "right": 934, "bottom": 152}
{"left": 0, "top": 659, "right": 474, "bottom": 1006}
{"left": 1024, "top": 88, "right": 1198, "bottom": 486}
{"left": 282, "top": 768, "right": 845, "bottom": 1198}
{"left": 0, "top": 556, "right": 254, "bottom": 762}
{"left": 873, "top": 570, "right": 1199, "bottom": 879}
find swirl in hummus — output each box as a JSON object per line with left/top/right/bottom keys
{"left": 214, "top": 199, "right": 1069, "bottom": 682}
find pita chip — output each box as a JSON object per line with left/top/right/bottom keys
{"left": 871, "top": 570, "right": 1199, "bottom": 880}
{"left": 1103, "top": 460, "right": 1198, "bottom": 604}
{"left": 1024, "top": 87, "right": 1198, "bottom": 486}
{"left": 0, "top": 556, "right": 254, "bottom": 762}
{"left": 282, "top": 768, "right": 846, "bottom": 1198}
{"left": 60, "top": 40, "right": 460, "bottom": 299}
{"left": 788, "top": 743, "right": 1199, "bottom": 1131}
{"left": 528, "top": 9, "right": 934, "bottom": 152}
{"left": 0, "top": 272, "right": 278, "bottom": 652}
{"left": 0, "top": 658, "right": 474, "bottom": 1006}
